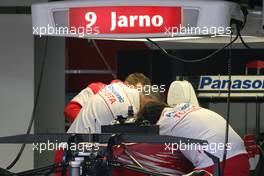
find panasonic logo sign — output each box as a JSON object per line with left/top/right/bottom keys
{"left": 198, "top": 76, "right": 264, "bottom": 91}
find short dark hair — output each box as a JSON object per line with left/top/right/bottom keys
{"left": 125, "top": 73, "right": 151, "bottom": 86}
{"left": 137, "top": 101, "right": 169, "bottom": 124}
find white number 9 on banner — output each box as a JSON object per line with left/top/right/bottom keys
{"left": 85, "top": 12, "right": 97, "bottom": 27}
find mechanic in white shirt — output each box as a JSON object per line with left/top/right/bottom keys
{"left": 64, "top": 73, "right": 151, "bottom": 123}
{"left": 137, "top": 101, "right": 250, "bottom": 176}
{"left": 67, "top": 81, "right": 155, "bottom": 133}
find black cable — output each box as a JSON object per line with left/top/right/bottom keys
{"left": 237, "top": 7, "right": 264, "bottom": 55}
{"left": 146, "top": 35, "right": 238, "bottom": 63}
{"left": 221, "top": 30, "right": 233, "bottom": 176}
{"left": 240, "top": 6, "right": 248, "bottom": 30}
{"left": 238, "top": 31, "right": 264, "bottom": 54}
{"left": 6, "top": 37, "right": 49, "bottom": 170}
{"left": 147, "top": 8, "right": 261, "bottom": 63}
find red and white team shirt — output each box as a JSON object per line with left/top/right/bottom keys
{"left": 64, "top": 82, "right": 106, "bottom": 122}
{"left": 157, "top": 103, "right": 247, "bottom": 169}
{"left": 67, "top": 82, "right": 140, "bottom": 133}
{"left": 71, "top": 83, "right": 106, "bottom": 107}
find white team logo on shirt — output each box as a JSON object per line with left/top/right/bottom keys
{"left": 100, "top": 84, "right": 125, "bottom": 105}
{"left": 165, "top": 104, "right": 201, "bottom": 119}
{"left": 174, "top": 105, "right": 201, "bottom": 118}
{"left": 108, "top": 85, "right": 125, "bottom": 103}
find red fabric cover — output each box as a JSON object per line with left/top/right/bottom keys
{"left": 112, "top": 144, "right": 194, "bottom": 176}
{"left": 201, "top": 154, "right": 250, "bottom": 176}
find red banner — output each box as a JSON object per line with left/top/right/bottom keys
{"left": 69, "top": 6, "right": 182, "bottom": 34}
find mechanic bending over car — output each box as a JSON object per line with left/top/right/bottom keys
{"left": 64, "top": 73, "right": 152, "bottom": 123}
{"left": 136, "top": 101, "right": 250, "bottom": 176}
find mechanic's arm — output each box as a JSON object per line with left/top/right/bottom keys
{"left": 64, "top": 82, "right": 106, "bottom": 123}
